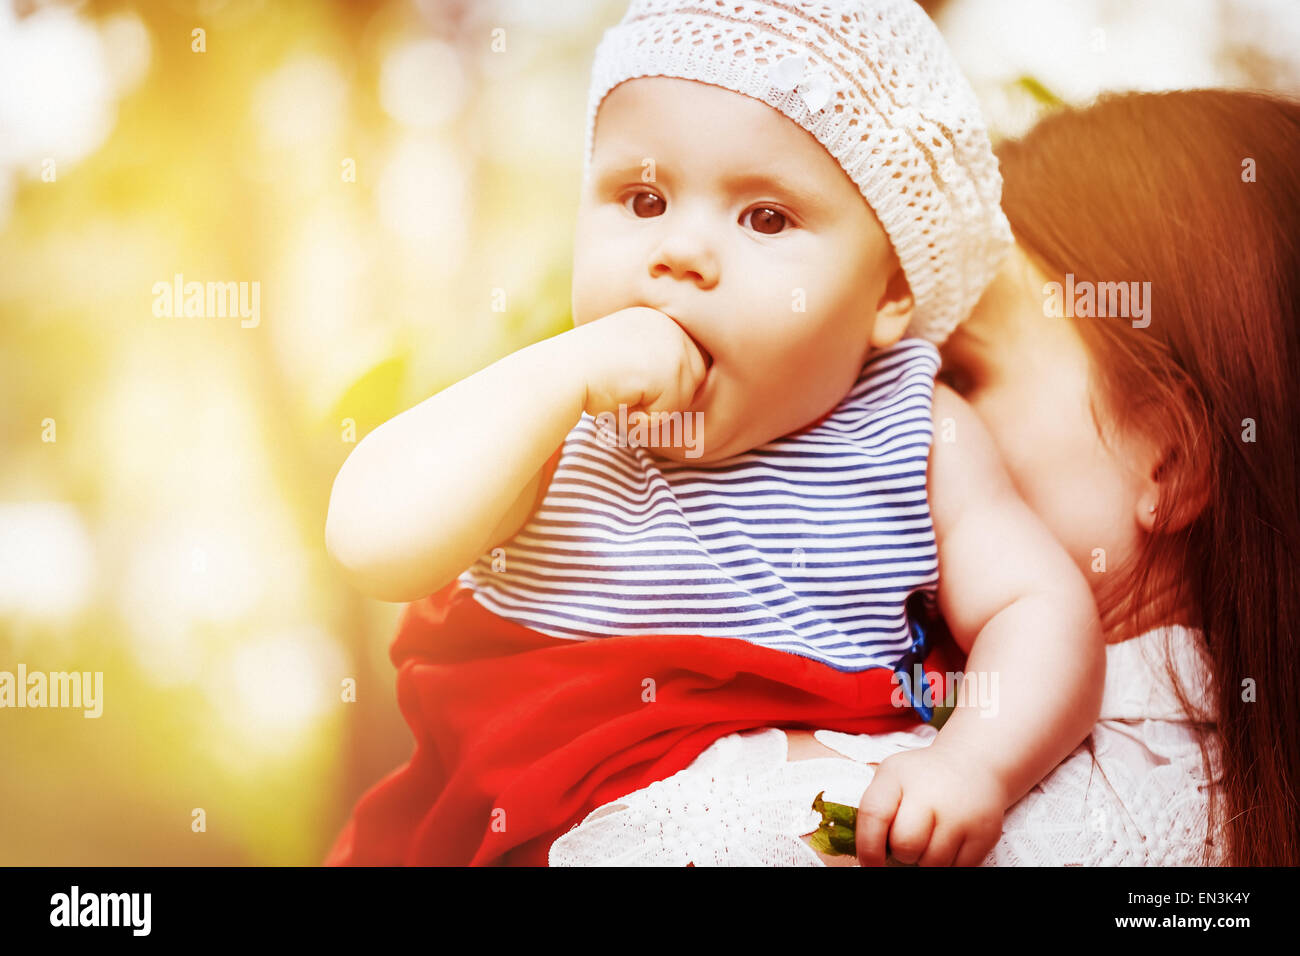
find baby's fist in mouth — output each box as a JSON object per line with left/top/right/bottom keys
{"left": 572, "top": 306, "right": 710, "bottom": 418}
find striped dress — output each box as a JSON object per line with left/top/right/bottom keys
{"left": 458, "top": 337, "right": 941, "bottom": 673}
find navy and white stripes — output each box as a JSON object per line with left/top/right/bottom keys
{"left": 458, "top": 337, "right": 941, "bottom": 672}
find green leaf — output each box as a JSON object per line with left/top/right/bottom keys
{"left": 809, "top": 822, "right": 857, "bottom": 856}
{"left": 928, "top": 703, "right": 954, "bottom": 730}
{"left": 810, "top": 791, "right": 860, "bottom": 856}
{"left": 809, "top": 790, "right": 921, "bottom": 862}
{"left": 808, "top": 826, "right": 836, "bottom": 855}
{"left": 812, "top": 790, "right": 858, "bottom": 829}
{"left": 1015, "top": 74, "right": 1065, "bottom": 108}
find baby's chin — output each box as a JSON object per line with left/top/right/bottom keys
{"left": 646, "top": 418, "right": 763, "bottom": 464}
{"left": 647, "top": 395, "right": 791, "bottom": 463}
{"left": 641, "top": 378, "right": 798, "bottom": 463}
{"left": 638, "top": 419, "right": 714, "bottom": 463}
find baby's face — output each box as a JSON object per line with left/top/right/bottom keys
{"left": 573, "top": 77, "right": 905, "bottom": 462}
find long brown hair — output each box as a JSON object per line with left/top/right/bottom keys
{"left": 995, "top": 89, "right": 1300, "bottom": 866}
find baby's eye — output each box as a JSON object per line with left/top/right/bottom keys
{"left": 741, "top": 205, "right": 790, "bottom": 235}
{"left": 623, "top": 189, "right": 666, "bottom": 218}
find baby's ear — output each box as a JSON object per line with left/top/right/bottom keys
{"left": 870, "top": 264, "right": 914, "bottom": 348}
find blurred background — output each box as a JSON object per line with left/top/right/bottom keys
{"left": 1, "top": 0, "right": 1297, "bottom": 864}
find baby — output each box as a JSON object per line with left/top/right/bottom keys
{"left": 326, "top": 0, "right": 1104, "bottom": 866}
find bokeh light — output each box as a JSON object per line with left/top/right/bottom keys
{"left": 0, "top": 502, "right": 96, "bottom": 622}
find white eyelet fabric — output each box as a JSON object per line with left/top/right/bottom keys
{"left": 583, "top": 0, "right": 1015, "bottom": 346}
{"left": 549, "top": 625, "right": 1227, "bottom": 866}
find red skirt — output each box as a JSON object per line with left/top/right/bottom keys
{"left": 324, "top": 581, "right": 964, "bottom": 866}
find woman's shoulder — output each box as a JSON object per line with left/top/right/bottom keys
{"left": 987, "top": 624, "right": 1225, "bottom": 865}
{"left": 988, "top": 724, "right": 1224, "bottom": 865}
{"left": 1098, "top": 623, "right": 1218, "bottom": 723}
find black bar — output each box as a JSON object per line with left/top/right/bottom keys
{"left": 0, "top": 865, "right": 1278, "bottom": 943}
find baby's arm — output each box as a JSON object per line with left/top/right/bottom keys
{"left": 855, "top": 382, "right": 1104, "bottom": 866}
{"left": 325, "top": 333, "right": 579, "bottom": 603}
{"left": 325, "top": 307, "right": 707, "bottom": 603}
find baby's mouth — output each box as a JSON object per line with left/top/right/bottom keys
{"left": 696, "top": 341, "right": 714, "bottom": 373}
{"left": 644, "top": 304, "right": 712, "bottom": 390}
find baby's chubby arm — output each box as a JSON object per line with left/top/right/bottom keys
{"left": 855, "top": 382, "right": 1104, "bottom": 866}
{"left": 325, "top": 307, "right": 708, "bottom": 602}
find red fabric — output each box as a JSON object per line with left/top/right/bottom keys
{"left": 324, "top": 580, "right": 965, "bottom": 867}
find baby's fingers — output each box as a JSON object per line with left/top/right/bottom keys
{"left": 887, "top": 798, "right": 936, "bottom": 865}
{"left": 952, "top": 828, "right": 999, "bottom": 867}
{"left": 915, "top": 823, "right": 964, "bottom": 867}
{"left": 856, "top": 771, "right": 902, "bottom": 867}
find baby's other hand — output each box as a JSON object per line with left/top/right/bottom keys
{"left": 855, "top": 744, "right": 1007, "bottom": 867}
{"left": 571, "top": 307, "right": 709, "bottom": 420}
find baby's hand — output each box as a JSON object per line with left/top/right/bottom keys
{"left": 570, "top": 307, "right": 709, "bottom": 420}
{"left": 855, "top": 743, "right": 1007, "bottom": 867}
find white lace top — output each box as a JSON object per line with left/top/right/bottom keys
{"left": 549, "top": 623, "right": 1226, "bottom": 866}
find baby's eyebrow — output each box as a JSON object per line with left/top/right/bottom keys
{"left": 718, "top": 170, "right": 824, "bottom": 212}
{"left": 592, "top": 160, "right": 654, "bottom": 190}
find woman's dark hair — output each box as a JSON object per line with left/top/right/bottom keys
{"left": 995, "top": 89, "right": 1300, "bottom": 866}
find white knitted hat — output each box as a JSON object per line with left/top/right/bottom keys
{"left": 583, "top": 0, "right": 1013, "bottom": 345}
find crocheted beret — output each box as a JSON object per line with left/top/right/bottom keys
{"left": 582, "top": 0, "right": 1013, "bottom": 345}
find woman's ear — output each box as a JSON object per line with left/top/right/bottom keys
{"left": 1136, "top": 441, "right": 1210, "bottom": 535}
{"left": 869, "top": 264, "right": 915, "bottom": 349}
